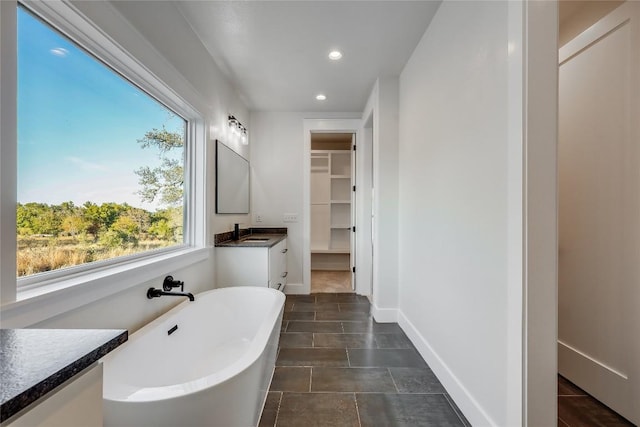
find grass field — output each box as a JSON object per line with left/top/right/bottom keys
{"left": 17, "top": 236, "right": 175, "bottom": 277}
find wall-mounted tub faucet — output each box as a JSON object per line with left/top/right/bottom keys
{"left": 149, "top": 276, "right": 193, "bottom": 301}
{"left": 147, "top": 287, "right": 195, "bottom": 302}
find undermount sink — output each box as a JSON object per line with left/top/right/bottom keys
{"left": 243, "top": 237, "right": 269, "bottom": 242}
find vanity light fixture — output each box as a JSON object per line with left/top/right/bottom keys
{"left": 228, "top": 115, "right": 248, "bottom": 145}
{"left": 315, "top": 94, "right": 327, "bottom": 101}
{"left": 328, "top": 50, "right": 343, "bottom": 60}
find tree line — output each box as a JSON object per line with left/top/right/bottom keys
{"left": 17, "top": 201, "right": 182, "bottom": 248}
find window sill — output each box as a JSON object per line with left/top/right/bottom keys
{"left": 0, "top": 247, "right": 210, "bottom": 328}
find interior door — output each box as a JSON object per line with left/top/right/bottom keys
{"left": 558, "top": 2, "right": 640, "bottom": 423}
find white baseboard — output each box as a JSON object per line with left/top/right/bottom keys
{"left": 371, "top": 304, "right": 398, "bottom": 323}
{"left": 398, "top": 311, "right": 496, "bottom": 427}
{"left": 558, "top": 340, "right": 633, "bottom": 421}
{"left": 283, "top": 283, "right": 306, "bottom": 295}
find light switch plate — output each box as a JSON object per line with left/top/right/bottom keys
{"left": 283, "top": 213, "right": 298, "bottom": 223}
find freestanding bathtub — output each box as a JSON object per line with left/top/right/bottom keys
{"left": 102, "top": 287, "right": 285, "bottom": 427}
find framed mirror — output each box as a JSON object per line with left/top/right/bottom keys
{"left": 215, "top": 140, "right": 249, "bottom": 214}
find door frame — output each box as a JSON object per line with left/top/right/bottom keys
{"left": 302, "top": 119, "right": 364, "bottom": 295}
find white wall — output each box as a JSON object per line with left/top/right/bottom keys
{"left": 249, "top": 112, "right": 360, "bottom": 291}
{"left": 0, "top": 1, "right": 247, "bottom": 330}
{"left": 361, "top": 78, "right": 400, "bottom": 320}
{"left": 32, "top": 257, "right": 213, "bottom": 330}
{"left": 397, "top": 2, "right": 510, "bottom": 425}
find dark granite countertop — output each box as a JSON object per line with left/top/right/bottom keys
{"left": 0, "top": 328, "right": 127, "bottom": 423}
{"left": 215, "top": 227, "right": 287, "bottom": 248}
{"left": 215, "top": 233, "right": 287, "bottom": 248}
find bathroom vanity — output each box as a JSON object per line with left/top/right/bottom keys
{"left": 215, "top": 230, "right": 287, "bottom": 291}
{"left": 0, "top": 329, "right": 127, "bottom": 427}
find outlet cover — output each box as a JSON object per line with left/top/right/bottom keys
{"left": 283, "top": 213, "right": 298, "bottom": 223}
{"left": 255, "top": 213, "right": 263, "bottom": 223}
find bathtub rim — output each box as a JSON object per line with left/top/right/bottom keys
{"left": 101, "top": 286, "right": 284, "bottom": 403}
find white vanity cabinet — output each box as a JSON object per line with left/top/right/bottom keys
{"left": 216, "top": 238, "right": 288, "bottom": 291}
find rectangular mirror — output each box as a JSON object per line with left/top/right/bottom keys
{"left": 216, "top": 140, "right": 250, "bottom": 214}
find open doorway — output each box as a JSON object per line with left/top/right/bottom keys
{"left": 310, "top": 133, "right": 355, "bottom": 293}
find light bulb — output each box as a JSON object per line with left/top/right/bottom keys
{"left": 328, "top": 50, "right": 343, "bottom": 60}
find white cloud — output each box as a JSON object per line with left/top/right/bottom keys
{"left": 66, "top": 156, "right": 109, "bottom": 172}
{"left": 50, "top": 47, "right": 69, "bottom": 57}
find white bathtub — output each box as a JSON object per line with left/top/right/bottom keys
{"left": 102, "top": 287, "right": 284, "bottom": 427}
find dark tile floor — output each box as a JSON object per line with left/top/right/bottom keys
{"left": 262, "top": 294, "right": 637, "bottom": 427}
{"left": 259, "top": 293, "right": 471, "bottom": 427}
{"left": 557, "top": 375, "right": 635, "bottom": 427}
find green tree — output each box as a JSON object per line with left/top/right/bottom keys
{"left": 135, "top": 126, "right": 184, "bottom": 206}
{"left": 111, "top": 216, "right": 139, "bottom": 236}
{"left": 61, "top": 214, "right": 87, "bottom": 237}
{"left": 148, "top": 219, "right": 173, "bottom": 240}
{"left": 83, "top": 202, "right": 126, "bottom": 238}
{"left": 121, "top": 206, "right": 151, "bottom": 235}
{"left": 16, "top": 202, "right": 61, "bottom": 236}
{"left": 149, "top": 206, "right": 183, "bottom": 241}
{"left": 17, "top": 203, "right": 36, "bottom": 235}
{"left": 99, "top": 215, "right": 140, "bottom": 248}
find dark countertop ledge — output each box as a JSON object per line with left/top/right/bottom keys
{"left": 215, "top": 233, "right": 287, "bottom": 248}
{"left": 0, "top": 328, "right": 127, "bottom": 423}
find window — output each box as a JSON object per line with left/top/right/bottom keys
{"left": 16, "top": 5, "right": 191, "bottom": 281}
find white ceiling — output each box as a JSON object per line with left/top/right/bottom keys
{"left": 173, "top": 1, "right": 441, "bottom": 112}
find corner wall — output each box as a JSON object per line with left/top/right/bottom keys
{"left": 397, "top": 2, "right": 510, "bottom": 425}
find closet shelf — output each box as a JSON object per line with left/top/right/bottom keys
{"left": 311, "top": 248, "right": 351, "bottom": 254}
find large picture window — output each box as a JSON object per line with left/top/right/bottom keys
{"left": 17, "top": 6, "right": 187, "bottom": 279}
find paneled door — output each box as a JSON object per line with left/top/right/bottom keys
{"left": 558, "top": 2, "right": 640, "bottom": 424}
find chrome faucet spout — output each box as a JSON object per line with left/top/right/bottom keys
{"left": 147, "top": 287, "right": 195, "bottom": 302}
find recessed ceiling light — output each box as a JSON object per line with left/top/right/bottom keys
{"left": 316, "top": 94, "right": 327, "bottom": 101}
{"left": 328, "top": 50, "right": 343, "bottom": 60}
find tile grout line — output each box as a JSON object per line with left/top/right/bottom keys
{"left": 309, "top": 367, "right": 313, "bottom": 393}
{"left": 387, "top": 367, "right": 400, "bottom": 393}
{"left": 346, "top": 348, "right": 351, "bottom": 367}
{"left": 354, "top": 392, "right": 363, "bottom": 427}
{"left": 273, "top": 391, "right": 283, "bottom": 427}
{"left": 557, "top": 415, "right": 571, "bottom": 427}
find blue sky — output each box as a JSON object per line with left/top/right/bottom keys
{"left": 17, "top": 7, "right": 184, "bottom": 211}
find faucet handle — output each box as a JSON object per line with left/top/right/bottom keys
{"left": 162, "top": 276, "right": 184, "bottom": 292}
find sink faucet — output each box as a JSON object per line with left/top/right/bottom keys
{"left": 147, "top": 287, "right": 195, "bottom": 302}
